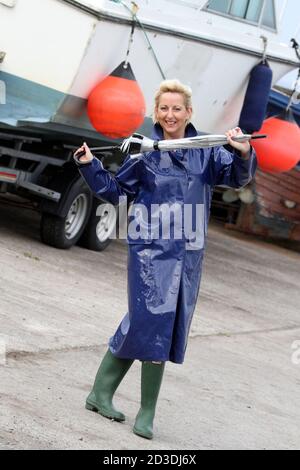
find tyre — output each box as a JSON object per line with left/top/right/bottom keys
{"left": 78, "top": 198, "right": 118, "bottom": 251}
{"left": 40, "top": 179, "right": 92, "bottom": 249}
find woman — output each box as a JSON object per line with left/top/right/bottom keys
{"left": 74, "top": 79, "right": 257, "bottom": 440}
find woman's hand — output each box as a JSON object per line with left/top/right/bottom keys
{"left": 74, "top": 142, "right": 93, "bottom": 163}
{"left": 225, "top": 127, "right": 250, "bottom": 159}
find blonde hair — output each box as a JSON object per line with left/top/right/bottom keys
{"left": 153, "top": 79, "right": 193, "bottom": 123}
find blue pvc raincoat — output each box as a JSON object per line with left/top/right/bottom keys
{"left": 78, "top": 124, "right": 257, "bottom": 364}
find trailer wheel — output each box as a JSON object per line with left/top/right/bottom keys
{"left": 40, "top": 180, "right": 92, "bottom": 249}
{"left": 78, "top": 198, "right": 117, "bottom": 251}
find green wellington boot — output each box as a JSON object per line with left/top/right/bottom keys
{"left": 133, "top": 361, "right": 165, "bottom": 439}
{"left": 86, "top": 349, "right": 134, "bottom": 422}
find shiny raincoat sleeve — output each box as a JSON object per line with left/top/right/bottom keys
{"left": 209, "top": 145, "right": 257, "bottom": 188}
{"left": 78, "top": 156, "right": 141, "bottom": 205}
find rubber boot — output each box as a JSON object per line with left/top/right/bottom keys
{"left": 86, "top": 349, "right": 134, "bottom": 422}
{"left": 133, "top": 361, "right": 165, "bottom": 439}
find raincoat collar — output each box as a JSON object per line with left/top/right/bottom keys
{"left": 152, "top": 123, "right": 198, "bottom": 140}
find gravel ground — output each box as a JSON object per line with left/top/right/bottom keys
{"left": 0, "top": 201, "right": 300, "bottom": 450}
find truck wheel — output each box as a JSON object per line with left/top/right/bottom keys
{"left": 40, "top": 180, "right": 92, "bottom": 249}
{"left": 78, "top": 198, "right": 117, "bottom": 251}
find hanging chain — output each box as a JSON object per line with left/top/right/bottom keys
{"left": 123, "top": 2, "right": 139, "bottom": 69}
{"left": 120, "top": 1, "right": 166, "bottom": 79}
{"left": 287, "top": 39, "right": 300, "bottom": 111}
{"left": 287, "top": 68, "right": 300, "bottom": 111}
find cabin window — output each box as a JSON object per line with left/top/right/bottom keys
{"left": 206, "top": 0, "right": 231, "bottom": 14}
{"left": 205, "top": 0, "right": 276, "bottom": 30}
{"left": 164, "top": 0, "right": 204, "bottom": 8}
{"left": 261, "top": 0, "right": 276, "bottom": 29}
{"left": 230, "top": 0, "right": 263, "bottom": 22}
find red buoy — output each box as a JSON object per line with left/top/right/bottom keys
{"left": 252, "top": 111, "right": 300, "bottom": 173}
{"left": 87, "top": 62, "right": 146, "bottom": 139}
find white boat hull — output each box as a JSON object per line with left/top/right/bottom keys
{"left": 0, "top": 0, "right": 298, "bottom": 137}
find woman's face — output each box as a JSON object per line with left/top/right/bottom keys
{"left": 155, "top": 92, "right": 192, "bottom": 139}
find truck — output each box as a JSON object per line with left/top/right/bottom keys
{"left": 0, "top": 0, "right": 298, "bottom": 250}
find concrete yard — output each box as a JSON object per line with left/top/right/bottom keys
{"left": 0, "top": 201, "right": 300, "bottom": 450}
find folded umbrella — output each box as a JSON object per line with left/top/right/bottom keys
{"left": 74, "top": 133, "right": 267, "bottom": 160}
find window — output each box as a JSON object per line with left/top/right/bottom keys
{"left": 164, "top": 0, "right": 204, "bottom": 9}
{"left": 261, "top": 0, "right": 276, "bottom": 29}
{"left": 206, "top": 0, "right": 276, "bottom": 30}
{"left": 207, "top": 0, "right": 231, "bottom": 14}
{"left": 245, "top": 0, "right": 264, "bottom": 22}
{"left": 230, "top": 0, "right": 263, "bottom": 22}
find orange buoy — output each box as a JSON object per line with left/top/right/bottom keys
{"left": 252, "top": 111, "right": 300, "bottom": 173}
{"left": 87, "top": 62, "right": 146, "bottom": 139}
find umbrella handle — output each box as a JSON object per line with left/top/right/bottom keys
{"left": 232, "top": 134, "right": 267, "bottom": 142}
{"left": 73, "top": 145, "right": 120, "bottom": 159}
{"left": 249, "top": 134, "right": 267, "bottom": 140}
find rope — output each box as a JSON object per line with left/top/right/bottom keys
{"left": 291, "top": 38, "right": 300, "bottom": 62}
{"left": 287, "top": 39, "right": 300, "bottom": 111}
{"left": 133, "top": 14, "right": 166, "bottom": 79}
{"left": 124, "top": 17, "right": 136, "bottom": 68}
{"left": 114, "top": 0, "right": 166, "bottom": 79}
{"left": 260, "top": 35, "right": 268, "bottom": 64}
{"left": 287, "top": 68, "right": 300, "bottom": 112}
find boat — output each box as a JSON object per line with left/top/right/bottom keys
{"left": 0, "top": 0, "right": 299, "bottom": 140}
{"left": 1, "top": 0, "right": 300, "bottom": 251}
